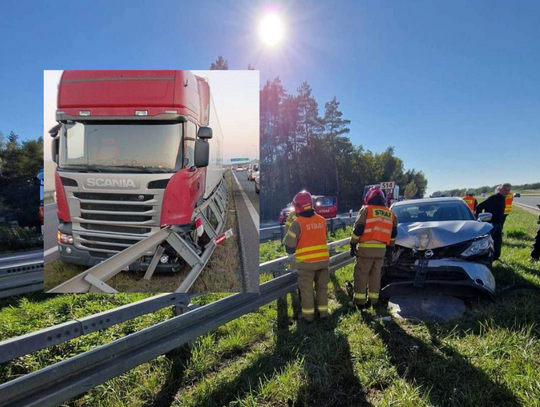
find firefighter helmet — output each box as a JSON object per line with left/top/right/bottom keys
{"left": 364, "top": 186, "right": 386, "bottom": 205}
{"left": 292, "top": 190, "right": 313, "bottom": 213}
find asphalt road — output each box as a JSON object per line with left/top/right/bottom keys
{"left": 231, "top": 170, "right": 260, "bottom": 292}
{"left": 514, "top": 195, "right": 540, "bottom": 211}
{"left": 44, "top": 202, "right": 59, "bottom": 264}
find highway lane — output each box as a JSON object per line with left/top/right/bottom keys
{"left": 514, "top": 195, "right": 540, "bottom": 211}
{"left": 44, "top": 202, "right": 59, "bottom": 264}
{"left": 233, "top": 170, "right": 260, "bottom": 215}
{"left": 231, "top": 170, "right": 259, "bottom": 292}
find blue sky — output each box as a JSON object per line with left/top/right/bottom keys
{"left": 0, "top": 0, "right": 538, "bottom": 194}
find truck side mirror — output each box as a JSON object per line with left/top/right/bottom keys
{"left": 194, "top": 139, "right": 209, "bottom": 168}
{"left": 51, "top": 137, "right": 60, "bottom": 165}
{"left": 197, "top": 126, "right": 213, "bottom": 139}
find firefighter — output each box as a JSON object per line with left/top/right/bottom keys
{"left": 503, "top": 189, "right": 514, "bottom": 228}
{"left": 350, "top": 186, "right": 398, "bottom": 308}
{"left": 285, "top": 190, "right": 330, "bottom": 322}
{"left": 462, "top": 191, "right": 477, "bottom": 212}
{"left": 532, "top": 204, "right": 540, "bottom": 261}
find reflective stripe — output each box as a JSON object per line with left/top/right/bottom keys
{"left": 371, "top": 226, "right": 391, "bottom": 234}
{"left": 318, "top": 305, "right": 328, "bottom": 311}
{"left": 354, "top": 293, "right": 366, "bottom": 299}
{"left": 302, "top": 308, "right": 315, "bottom": 314}
{"left": 297, "top": 244, "right": 328, "bottom": 254}
{"left": 352, "top": 233, "right": 360, "bottom": 239}
{"left": 287, "top": 230, "right": 297, "bottom": 238}
{"left": 368, "top": 292, "right": 379, "bottom": 299}
{"left": 358, "top": 243, "right": 386, "bottom": 248}
{"left": 296, "top": 252, "right": 330, "bottom": 261}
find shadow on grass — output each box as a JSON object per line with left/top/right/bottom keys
{"left": 143, "top": 347, "right": 192, "bottom": 407}
{"left": 182, "top": 291, "right": 372, "bottom": 407}
{"left": 364, "top": 313, "right": 520, "bottom": 407}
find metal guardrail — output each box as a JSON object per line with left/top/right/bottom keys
{"left": 48, "top": 180, "right": 229, "bottom": 293}
{"left": 0, "top": 273, "right": 298, "bottom": 407}
{"left": 260, "top": 216, "right": 355, "bottom": 243}
{"left": 0, "top": 258, "right": 44, "bottom": 299}
{"left": 0, "top": 237, "right": 354, "bottom": 406}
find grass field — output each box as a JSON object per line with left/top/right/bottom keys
{"left": 43, "top": 170, "right": 242, "bottom": 293}
{"left": 1, "top": 208, "right": 540, "bottom": 406}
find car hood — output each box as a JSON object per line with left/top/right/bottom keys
{"left": 396, "top": 220, "right": 493, "bottom": 250}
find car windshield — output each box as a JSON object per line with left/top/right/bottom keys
{"left": 59, "top": 121, "right": 182, "bottom": 172}
{"left": 393, "top": 200, "right": 475, "bottom": 223}
{"left": 314, "top": 196, "right": 336, "bottom": 207}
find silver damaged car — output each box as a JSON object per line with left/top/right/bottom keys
{"left": 382, "top": 197, "right": 496, "bottom": 299}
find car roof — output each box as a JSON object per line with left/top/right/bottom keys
{"left": 392, "top": 197, "right": 465, "bottom": 207}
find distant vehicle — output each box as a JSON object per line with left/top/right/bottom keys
{"left": 247, "top": 163, "right": 259, "bottom": 180}
{"left": 312, "top": 195, "right": 338, "bottom": 219}
{"left": 513, "top": 192, "right": 521, "bottom": 198}
{"left": 481, "top": 193, "right": 486, "bottom": 197}
{"left": 236, "top": 167, "right": 245, "bottom": 172}
{"left": 384, "top": 197, "right": 495, "bottom": 299}
{"left": 279, "top": 203, "right": 294, "bottom": 225}
{"left": 255, "top": 175, "right": 260, "bottom": 194}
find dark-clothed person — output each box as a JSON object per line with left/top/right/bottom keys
{"left": 532, "top": 205, "right": 540, "bottom": 261}
{"left": 476, "top": 183, "right": 511, "bottom": 261}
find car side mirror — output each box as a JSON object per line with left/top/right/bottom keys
{"left": 197, "top": 126, "right": 213, "bottom": 139}
{"left": 194, "top": 139, "right": 209, "bottom": 168}
{"left": 478, "top": 213, "right": 492, "bottom": 222}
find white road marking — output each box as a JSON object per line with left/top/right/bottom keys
{"left": 45, "top": 202, "right": 56, "bottom": 207}
{"left": 44, "top": 246, "right": 58, "bottom": 256}
{"left": 232, "top": 171, "right": 259, "bottom": 231}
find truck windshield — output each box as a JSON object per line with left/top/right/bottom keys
{"left": 59, "top": 121, "right": 182, "bottom": 172}
{"left": 315, "top": 197, "right": 336, "bottom": 207}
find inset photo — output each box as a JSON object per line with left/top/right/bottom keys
{"left": 43, "top": 70, "right": 259, "bottom": 293}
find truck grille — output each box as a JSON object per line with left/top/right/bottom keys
{"left": 61, "top": 172, "right": 170, "bottom": 255}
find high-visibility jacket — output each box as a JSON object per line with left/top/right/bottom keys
{"left": 295, "top": 214, "right": 329, "bottom": 263}
{"left": 359, "top": 205, "right": 395, "bottom": 248}
{"left": 462, "top": 196, "right": 476, "bottom": 212}
{"left": 505, "top": 192, "right": 513, "bottom": 214}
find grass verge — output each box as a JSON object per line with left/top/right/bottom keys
{"left": 2, "top": 207, "right": 539, "bottom": 406}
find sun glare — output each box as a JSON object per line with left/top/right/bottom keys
{"left": 259, "top": 13, "right": 284, "bottom": 47}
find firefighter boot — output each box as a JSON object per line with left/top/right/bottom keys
{"left": 298, "top": 269, "right": 316, "bottom": 322}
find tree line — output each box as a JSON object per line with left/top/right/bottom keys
{"left": 258, "top": 77, "right": 428, "bottom": 221}
{"left": 0, "top": 131, "right": 43, "bottom": 229}
{"left": 432, "top": 182, "right": 540, "bottom": 198}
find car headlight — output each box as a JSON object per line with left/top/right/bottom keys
{"left": 461, "top": 234, "right": 492, "bottom": 257}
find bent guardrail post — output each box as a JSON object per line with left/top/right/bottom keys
{"left": 48, "top": 180, "right": 229, "bottom": 294}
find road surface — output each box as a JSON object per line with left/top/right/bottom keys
{"left": 44, "top": 202, "right": 59, "bottom": 264}
{"left": 231, "top": 170, "right": 260, "bottom": 292}
{"left": 514, "top": 195, "right": 540, "bottom": 212}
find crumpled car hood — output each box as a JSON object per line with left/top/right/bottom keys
{"left": 396, "top": 221, "right": 493, "bottom": 250}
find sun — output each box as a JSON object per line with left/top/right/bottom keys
{"left": 259, "top": 13, "right": 284, "bottom": 47}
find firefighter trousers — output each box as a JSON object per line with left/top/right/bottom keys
{"left": 354, "top": 255, "right": 384, "bottom": 305}
{"left": 532, "top": 219, "right": 540, "bottom": 260}
{"left": 298, "top": 267, "right": 329, "bottom": 321}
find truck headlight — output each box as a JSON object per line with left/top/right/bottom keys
{"left": 57, "top": 231, "right": 73, "bottom": 245}
{"left": 461, "top": 234, "right": 492, "bottom": 257}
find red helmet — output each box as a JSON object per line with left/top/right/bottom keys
{"left": 364, "top": 186, "right": 386, "bottom": 205}
{"left": 292, "top": 190, "right": 313, "bottom": 213}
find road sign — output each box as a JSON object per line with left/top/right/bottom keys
{"left": 230, "top": 158, "right": 250, "bottom": 163}
{"left": 381, "top": 181, "right": 395, "bottom": 190}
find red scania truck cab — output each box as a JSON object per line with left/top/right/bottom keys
{"left": 49, "top": 70, "right": 223, "bottom": 271}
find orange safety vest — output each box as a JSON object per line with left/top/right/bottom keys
{"left": 505, "top": 192, "right": 513, "bottom": 214}
{"left": 295, "top": 214, "right": 329, "bottom": 263}
{"left": 462, "top": 196, "right": 475, "bottom": 212}
{"left": 359, "top": 205, "right": 395, "bottom": 248}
